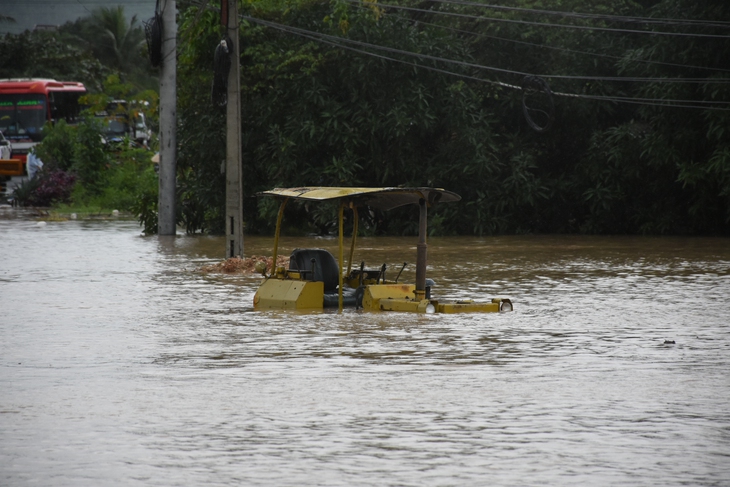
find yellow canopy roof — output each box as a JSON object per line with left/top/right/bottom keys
{"left": 257, "top": 187, "right": 461, "bottom": 211}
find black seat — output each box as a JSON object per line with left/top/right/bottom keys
{"left": 289, "top": 249, "right": 340, "bottom": 293}
{"left": 289, "top": 249, "right": 360, "bottom": 308}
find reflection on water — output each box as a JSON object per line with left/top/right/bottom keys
{"left": 1, "top": 213, "right": 729, "bottom": 486}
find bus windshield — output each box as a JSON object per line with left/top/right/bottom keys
{"left": 0, "top": 94, "right": 47, "bottom": 142}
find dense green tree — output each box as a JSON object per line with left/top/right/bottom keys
{"left": 0, "top": 7, "right": 155, "bottom": 92}
{"left": 88, "top": 7, "right": 145, "bottom": 73}
{"left": 178, "top": 0, "right": 523, "bottom": 234}
{"left": 5, "top": 0, "right": 726, "bottom": 235}
{"left": 58, "top": 7, "right": 155, "bottom": 90}
{"left": 576, "top": 0, "right": 730, "bottom": 233}
{"left": 170, "top": 0, "right": 730, "bottom": 235}
{"left": 0, "top": 30, "right": 108, "bottom": 90}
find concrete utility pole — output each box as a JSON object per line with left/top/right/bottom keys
{"left": 225, "top": 0, "right": 244, "bottom": 258}
{"left": 158, "top": 0, "right": 177, "bottom": 235}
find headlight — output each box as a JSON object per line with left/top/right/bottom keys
{"left": 500, "top": 301, "right": 513, "bottom": 312}
{"left": 425, "top": 303, "right": 436, "bottom": 314}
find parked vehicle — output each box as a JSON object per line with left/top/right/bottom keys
{"left": 96, "top": 100, "right": 151, "bottom": 148}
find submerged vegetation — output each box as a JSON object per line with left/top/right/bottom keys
{"left": 2, "top": 0, "right": 729, "bottom": 235}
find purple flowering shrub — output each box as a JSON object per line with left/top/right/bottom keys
{"left": 31, "top": 170, "right": 76, "bottom": 206}
{"left": 13, "top": 169, "right": 77, "bottom": 207}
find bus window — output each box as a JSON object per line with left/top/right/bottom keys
{"left": 0, "top": 94, "right": 47, "bottom": 142}
{"left": 0, "top": 99, "right": 14, "bottom": 135}
{"left": 49, "top": 91, "right": 84, "bottom": 124}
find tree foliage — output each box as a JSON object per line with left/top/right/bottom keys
{"left": 15, "top": 117, "right": 157, "bottom": 216}
{"left": 0, "top": 30, "right": 108, "bottom": 91}
{"left": 0, "top": 6, "right": 156, "bottom": 92}
{"left": 161, "top": 0, "right": 730, "bottom": 236}
{"left": 59, "top": 6, "right": 155, "bottom": 90}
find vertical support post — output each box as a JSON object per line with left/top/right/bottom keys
{"left": 338, "top": 203, "right": 344, "bottom": 312}
{"left": 414, "top": 198, "right": 427, "bottom": 300}
{"left": 270, "top": 199, "right": 287, "bottom": 277}
{"left": 347, "top": 205, "right": 358, "bottom": 276}
{"left": 158, "top": 0, "right": 177, "bottom": 235}
{"left": 225, "top": 0, "right": 244, "bottom": 258}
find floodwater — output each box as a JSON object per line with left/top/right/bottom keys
{"left": 1, "top": 210, "right": 729, "bottom": 486}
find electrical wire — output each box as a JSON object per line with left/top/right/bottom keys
{"left": 350, "top": 6, "right": 730, "bottom": 74}
{"left": 74, "top": 0, "right": 93, "bottom": 14}
{"left": 419, "top": 0, "right": 730, "bottom": 29}
{"left": 243, "top": 14, "right": 521, "bottom": 89}
{"left": 242, "top": 15, "right": 729, "bottom": 84}
{"left": 240, "top": 14, "right": 730, "bottom": 111}
{"left": 185, "top": 0, "right": 730, "bottom": 109}
{"left": 342, "top": 0, "right": 730, "bottom": 39}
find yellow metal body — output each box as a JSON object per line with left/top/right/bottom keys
{"left": 361, "top": 284, "right": 416, "bottom": 311}
{"left": 379, "top": 299, "right": 504, "bottom": 313}
{"left": 436, "top": 300, "right": 501, "bottom": 313}
{"left": 363, "top": 285, "right": 510, "bottom": 314}
{"left": 253, "top": 278, "right": 324, "bottom": 310}
{"left": 379, "top": 298, "right": 433, "bottom": 313}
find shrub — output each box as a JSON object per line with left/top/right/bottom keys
{"left": 72, "top": 149, "right": 158, "bottom": 214}
{"left": 34, "top": 120, "right": 76, "bottom": 171}
{"left": 130, "top": 165, "right": 159, "bottom": 234}
{"left": 72, "top": 117, "right": 110, "bottom": 195}
{"left": 12, "top": 169, "right": 76, "bottom": 207}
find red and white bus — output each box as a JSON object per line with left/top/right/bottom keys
{"left": 0, "top": 79, "right": 87, "bottom": 163}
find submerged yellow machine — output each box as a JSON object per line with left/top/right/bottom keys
{"left": 253, "top": 187, "right": 513, "bottom": 314}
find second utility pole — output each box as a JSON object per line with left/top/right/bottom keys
{"left": 225, "top": 0, "right": 244, "bottom": 258}
{"left": 158, "top": 0, "right": 177, "bottom": 235}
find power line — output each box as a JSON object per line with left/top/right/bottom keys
{"left": 350, "top": 5, "right": 730, "bottom": 74}
{"left": 186, "top": 1, "right": 730, "bottom": 109}
{"left": 243, "top": 15, "right": 730, "bottom": 85}
{"left": 422, "top": 0, "right": 730, "bottom": 29}
{"left": 74, "top": 0, "right": 93, "bottom": 14}
{"left": 342, "top": 0, "right": 730, "bottom": 39}
{"left": 240, "top": 14, "right": 730, "bottom": 111}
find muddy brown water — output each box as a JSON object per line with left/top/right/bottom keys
{"left": 1, "top": 211, "right": 729, "bottom": 486}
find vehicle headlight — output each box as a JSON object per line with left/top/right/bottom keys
{"left": 425, "top": 303, "right": 436, "bottom": 314}
{"left": 500, "top": 301, "right": 513, "bottom": 312}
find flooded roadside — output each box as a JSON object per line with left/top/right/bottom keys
{"left": 1, "top": 212, "right": 729, "bottom": 486}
